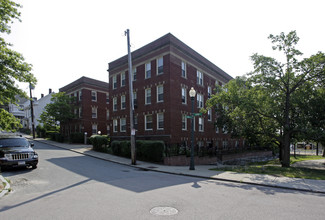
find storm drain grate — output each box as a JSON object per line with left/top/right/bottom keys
{"left": 150, "top": 207, "right": 178, "bottom": 216}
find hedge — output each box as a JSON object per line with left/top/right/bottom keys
{"left": 90, "top": 135, "right": 110, "bottom": 152}
{"left": 111, "top": 140, "right": 165, "bottom": 163}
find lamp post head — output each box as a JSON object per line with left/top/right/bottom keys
{"left": 189, "top": 87, "right": 196, "bottom": 98}
{"left": 98, "top": 131, "right": 101, "bottom": 135}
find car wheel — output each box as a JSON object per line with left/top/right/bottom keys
{"left": 32, "top": 165, "right": 37, "bottom": 169}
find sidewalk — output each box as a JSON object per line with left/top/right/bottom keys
{"left": 2, "top": 137, "right": 325, "bottom": 196}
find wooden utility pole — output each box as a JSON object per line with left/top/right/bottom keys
{"left": 125, "top": 29, "right": 136, "bottom": 165}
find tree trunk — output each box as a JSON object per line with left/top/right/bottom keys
{"left": 282, "top": 132, "right": 291, "bottom": 167}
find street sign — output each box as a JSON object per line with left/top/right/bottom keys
{"left": 186, "top": 116, "right": 192, "bottom": 119}
{"left": 193, "top": 113, "right": 203, "bottom": 116}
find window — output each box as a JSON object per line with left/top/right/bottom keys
{"left": 181, "top": 87, "right": 187, "bottom": 104}
{"left": 145, "top": 88, "right": 151, "bottom": 105}
{"left": 92, "top": 106, "right": 97, "bottom": 118}
{"left": 197, "top": 70, "right": 203, "bottom": 85}
{"left": 106, "top": 109, "right": 109, "bottom": 120}
{"left": 134, "top": 116, "right": 138, "bottom": 130}
{"left": 197, "top": 93, "right": 204, "bottom": 108}
{"left": 133, "top": 92, "right": 137, "bottom": 108}
{"left": 157, "top": 85, "right": 164, "bottom": 102}
{"left": 113, "top": 119, "right": 118, "bottom": 132}
{"left": 113, "top": 97, "right": 117, "bottom": 111}
{"left": 107, "top": 125, "right": 110, "bottom": 134}
{"left": 120, "top": 118, "right": 126, "bottom": 132}
{"left": 208, "top": 109, "right": 212, "bottom": 121}
{"left": 121, "top": 72, "right": 126, "bottom": 87}
{"left": 113, "top": 76, "right": 117, "bottom": 89}
{"left": 223, "top": 140, "right": 228, "bottom": 149}
{"left": 145, "top": 62, "right": 151, "bottom": 79}
{"left": 223, "top": 125, "right": 228, "bottom": 134}
{"left": 79, "top": 90, "right": 82, "bottom": 101}
{"left": 181, "top": 61, "right": 186, "bottom": 78}
{"left": 133, "top": 67, "right": 137, "bottom": 81}
{"left": 208, "top": 86, "right": 212, "bottom": 98}
{"left": 182, "top": 114, "right": 187, "bottom": 130}
{"left": 199, "top": 117, "right": 204, "bottom": 132}
{"left": 79, "top": 107, "right": 82, "bottom": 118}
{"left": 157, "top": 57, "right": 163, "bottom": 75}
{"left": 92, "top": 124, "right": 97, "bottom": 134}
{"left": 121, "top": 95, "right": 126, "bottom": 109}
{"left": 157, "top": 113, "right": 164, "bottom": 130}
{"left": 106, "top": 93, "right": 109, "bottom": 104}
{"left": 91, "top": 91, "right": 97, "bottom": 102}
{"left": 145, "top": 115, "right": 153, "bottom": 130}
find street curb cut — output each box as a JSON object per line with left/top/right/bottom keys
{"left": 0, "top": 175, "right": 10, "bottom": 198}
{"left": 32, "top": 139, "right": 325, "bottom": 194}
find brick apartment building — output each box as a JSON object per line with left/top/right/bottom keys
{"left": 59, "top": 76, "right": 109, "bottom": 137}
{"left": 108, "top": 33, "right": 243, "bottom": 150}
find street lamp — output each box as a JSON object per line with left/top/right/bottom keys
{"left": 189, "top": 87, "right": 196, "bottom": 170}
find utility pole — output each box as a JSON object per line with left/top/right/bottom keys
{"left": 29, "top": 84, "right": 35, "bottom": 139}
{"left": 125, "top": 29, "right": 136, "bottom": 165}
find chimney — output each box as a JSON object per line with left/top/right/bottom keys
{"left": 41, "top": 94, "right": 44, "bottom": 98}
{"left": 49, "top": 88, "right": 52, "bottom": 94}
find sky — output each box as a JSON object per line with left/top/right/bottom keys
{"left": 6, "top": 0, "right": 325, "bottom": 99}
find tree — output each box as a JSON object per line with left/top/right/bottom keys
{"left": 39, "top": 92, "right": 76, "bottom": 134}
{"left": 206, "top": 31, "right": 325, "bottom": 167}
{"left": 0, "top": 0, "right": 36, "bottom": 131}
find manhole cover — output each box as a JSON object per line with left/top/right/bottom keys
{"left": 150, "top": 207, "right": 178, "bottom": 216}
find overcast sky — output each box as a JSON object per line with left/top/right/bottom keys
{"left": 7, "top": 0, "right": 325, "bottom": 98}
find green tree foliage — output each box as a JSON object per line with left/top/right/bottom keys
{"left": 39, "top": 92, "right": 76, "bottom": 130}
{"left": 206, "top": 31, "right": 325, "bottom": 167}
{"left": 0, "top": 0, "right": 36, "bottom": 131}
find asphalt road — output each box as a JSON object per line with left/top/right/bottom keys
{"left": 0, "top": 141, "right": 324, "bottom": 220}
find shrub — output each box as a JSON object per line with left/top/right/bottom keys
{"left": 90, "top": 135, "right": 110, "bottom": 152}
{"left": 70, "top": 132, "right": 84, "bottom": 143}
{"left": 47, "top": 131, "right": 64, "bottom": 143}
{"left": 110, "top": 140, "right": 165, "bottom": 163}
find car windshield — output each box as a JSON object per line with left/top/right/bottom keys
{"left": 0, "top": 138, "right": 29, "bottom": 148}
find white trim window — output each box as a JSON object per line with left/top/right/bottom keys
{"left": 157, "top": 57, "right": 163, "bottom": 75}
{"left": 113, "top": 119, "right": 118, "bottom": 132}
{"left": 157, "top": 85, "right": 164, "bottom": 103}
{"left": 182, "top": 114, "right": 187, "bottom": 131}
{"left": 121, "top": 95, "right": 126, "bottom": 109}
{"left": 133, "top": 67, "right": 137, "bottom": 81}
{"left": 106, "top": 93, "right": 109, "bottom": 104}
{"left": 106, "top": 109, "right": 109, "bottom": 120}
{"left": 92, "top": 106, "right": 97, "bottom": 118}
{"left": 197, "top": 70, "right": 203, "bottom": 86}
{"left": 145, "top": 114, "right": 153, "bottom": 130}
{"left": 92, "top": 124, "right": 97, "bottom": 134}
{"left": 121, "top": 72, "right": 126, "bottom": 87}
{"left": 198, "top": 117, "right": 204, "bottom": 132}
{"left": 113, "top": 75, "right": 117, "bottom": 89}
{"left": 91, "top": 91, "right": 97, "bottom": 102}
{"left": 181, "top": 87, "right": 187, "bottom": 104}
{"left": 197, "top": 93, "right": 204, "bottom": 108}
{"left": 157, "top": 113, "right": 164, "bottom": 130}
{"left": 79, "top": 90, "right": 82, "bottom": 101}
{"left": 133, "top": 92, "right": 137, "bottom": 107}
{"left": 120, "top": 118, "right": 126, "bottom": 132}
{"left": 145, "top": 62, "right": 151, "bottom": 79}
{"left": 113, "top": 97, "right": 117, "bottom": 111}
{"left": 207, "top": 109, "right": 212, "bottom": 121}
{"left": 145, "top": 88, "right": 151, "bottom": 105}
{"left": 181, "top": 61, "right": 186, "bottom": 78}
{"left": 208, "top": 86, "right": 212, "bottom": 98}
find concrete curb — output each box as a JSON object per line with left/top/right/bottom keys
{"left": 31, "top": 138, "right": 325, "bottom": 194}
{"left": 0, "top": 175, "right": 10, "bottom": 198}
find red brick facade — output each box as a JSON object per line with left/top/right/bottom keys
{"left": 108, "top": 33, "right": 243, "bottom": 150}
{"left": 59, "top": 76, "right": 109, "bottom": 137}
